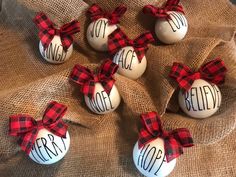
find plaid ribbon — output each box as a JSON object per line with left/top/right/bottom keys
{"left": 143, "top": 0, "right": 184, "bottom": 19}
{"left": 138, "top": 112, "right": 194, "bottom": 163}
{"left": 87, "top": 4, "right": 127, "bottom": 25}
{"left": 108, "top": 28, "right": 154, "bottom": 62}
{"left": 169, "top": 58, "right": 227, "bottom": 92}
{"left": 70, "top": 59, "right": 118, "bottom": 99}
{"left": 33, "top": 12, "right": 80, "bottom": 51}
{"left": 9, "top": 101, "right": 68, "bottom": 155}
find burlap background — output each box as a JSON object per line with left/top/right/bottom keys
{"left": 0, "top": 0, "right": 236, "bottom": 176}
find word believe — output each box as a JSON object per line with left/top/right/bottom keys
{"left": 90, "top": 19, "right": 109, "bottom": 38}
{"left": 137, "top": 144, "right": 165, "bottom": 175}
{"left": 30, "top": 133, "right": 67, "bottom": 163}
{"left": 42, "top": 43, "right": 68, "bottom": 62}
{"left": 114, "top": 48, "right": 136, "bottom": 70}
{"left": 183, "top": 84, "right": 221, "bottom": 111}
{"left": 88, "top": 90, "right": 114, "bottom": 113}
{"left": 167, "top": 12, "right": 187, "bottom": 32}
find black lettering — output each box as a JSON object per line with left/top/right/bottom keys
{"left": 41, "top": 137, "right": 52, "bottom": 159}
{"left": 190, "top": 87, "right": 197, "bottom": 111}
{"left": 48, "top": 134, "right": 63, "bottom": 156}
{"left": 183, "top": 91, "right": 191, "bottom": 111}
{"left": 35, "top": 138, "right": 47, "bottom": 162}
{"left": 203, "top": 86, "right": 211, "bottom": 110}
{"left": 143, "top": 146, "right": 156, "bottom": 170}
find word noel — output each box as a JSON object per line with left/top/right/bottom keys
{"left": 42, "top": 43, "right": 68, "bottom": 62}
{"left": 167, "top": 11, "right": 187, "bottom": 32}
{"left": 182, "top": 84, "right": 221, "bottom": 112}
{"left": 137, "top": 144, "right": 165, "bottom": 175}
{"left": 88, "top": 90, "right": 114, "bottom": 113}
{"left": 90, "top": 19, "right": 109, "bottom": 38}
{"left": 30, "top": 133, "right": 67, "bottom": 163}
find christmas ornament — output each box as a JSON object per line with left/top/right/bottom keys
{"left": 169, "top": 58, "right": 227, "bottom": 118}
{"left": 133, "top": 112, "right": 193, "bottom": 177}
{"left": 143, "top": 0, "right": 188, "bottom": 44}
{"left": 108, "top": 28, "right": 154, "bottom": 80}
{"left": 86, "top": 4, "right": 127, "bottom": 51}
{"left": 9, "top": 101, "right": 70, "bottom": 165}
{"left": 33, "top": 12, "right": 80, "bottom": 64}
{"left": 70, "top": 59, "right": 121, "bottom": 114}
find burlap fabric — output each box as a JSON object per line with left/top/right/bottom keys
{"left": 0, "top": 0, "right": 236, "bottom": 176}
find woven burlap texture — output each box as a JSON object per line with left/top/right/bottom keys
{"left": 0, "top": 0, "right": 236, "bottom": 176}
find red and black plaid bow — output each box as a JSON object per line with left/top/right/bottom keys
{"left": 138, "top": 112, "right": 193, "bottom": 162}
{"left": 9, "top": 101, "right": 68, "bottom": 155}
{"left": 169, "top": 58, "right": 227, "bottom": 92}
{"left": 70, "top": 59, "right": 118, "bottom": 99}
{"left": 87, "top": 4, "right": 127, "bottom": 25}
{"left": 143, "top": 0, "right": 184, "bottom": 19}
{"left": 33, "top": 12, "right": 80, "bottom": 51}
{"left": 108, "top": 28, "right": 154, "bottom": 62}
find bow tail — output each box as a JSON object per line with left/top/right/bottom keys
{"left": 164, "top": 138, "right": 183, "bottom": 163}
{"left": 82, "top": 81, "right": 96, "bottom": 99}
{"left": 143, "top": 5, "right": 159, "bottom": 17}
{"left": 48, "top": 120, "right": 68, "bottom": 138}
{"left": 134, "top": 47, "right": 147, "bottom": 62}
{"left": 138, "top": 128, "right": 157, "bottom": 149}
{"left": 18, "top": 128, "right": 39, "bottom": 155}
{"left": 108, "top": 28, "right": 130, "bottom": 55}
{"left": 87, "top": 4, "right": 104, "bottom": 21}
{"left": 39, "top": 30, "right": 55, "bottom": 50}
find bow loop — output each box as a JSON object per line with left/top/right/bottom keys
{"left": 108, "top": 28, "right": 154, "bottom": 62}
{"left": 70, "top": 59, "right": 118, "bottom": 99}
{"left": 33, "top": 12, "right": 80, "bottom": 51}
{"left": 8, "top": 101, "right": 68, "bottom": 154}
{"left": 87, "top": 4, "right": 127, "bottom": 25}
{"left": 169, "top": 58, "right": 227, "bottom": 92}
{"left": 138, "top": 112, "right": 193, "bottom": 162}
{"left": 143, "top": 0, "right": 184, "bottom": 19}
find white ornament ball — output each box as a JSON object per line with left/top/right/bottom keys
{"left": 87, "top": 18, "right": 117, "bottom": 51}
{"left": 84, "top": 83, "right": 121, "bottom": 114}
{"left": 113, "top": 46, "right": 147, "bottom": 80}
{"left": 39, "top": 35, "right": 73, "bottom": 64}
{"left": 133, "top": 138, "right": 176, "bottom": 177}
{"left": 178, "top": 79, "right": 222, "bottom": 119}
{"left": 29, "top": 128, "right": 70, "bottom": 165}
{"left": 155, "top": 11, "right": 188, "bottom": 44}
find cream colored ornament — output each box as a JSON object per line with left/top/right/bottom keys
{"left": 39, "top": 35, "right": 73, "bottom": 64}
{"left": 87, "top": 18, "right": 117, "bottom": 51}
{"left": 178, "top": 79, "right": 222, "bottom": 119}
{"left": 133, "top": 138, "right": 176, "bottom": 177}
{"left": 29, "top": 129, "right": 70, "bottom": 165}
{"left": 155, "top": 11, "right": 188, "bottom": 44}
{"left": 84, "top": 83, "right": 121, "bottom": 114}
{"left": 113, "top": 46, "right": 147, "bottom": 80}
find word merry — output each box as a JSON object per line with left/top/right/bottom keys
{"left": 183, "top": 84, "right": 221, "bottom": 111}
{"left": 88, "top": 90, "right": 114, "bottom": 113}
{"left": 167, "top": 11, "right": 187, "bottom": 32}
{"left": 30, "top": 133, "right": 67, "bottom": 163}
{"left": 42, "top": 43, "right": 68, "bottom": 62}
{"left": 114, "top": 48, "right": 136, "bottom": 70}
{"left": 90, "top": 19, "right": 109, "bottom": 38}
{"left": 137, "top": 144, "right": 165, "bottom": 175}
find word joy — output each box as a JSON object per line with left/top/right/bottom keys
{"left": 30, "top": 133, "right": 67, "bottom": 163}
{"left": 167, "top": 12, "right": 187, "bottom": 32}
{"left": 137, "top": 144, "right": 165, "bottom": 175}
{"left": 88, "top": 90, "right": 114, "bottom": 113}
{"left": 183, "top": 84, "right": 221, "bottom": 111}
{"left": 42, "top": 43, "right": 68, "bottom": 62}
{"left": 90, "top": 19, "right": 109, "bottom": 38}
{"left": 114, "top": 48, "right": 136, "bottom": 70}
